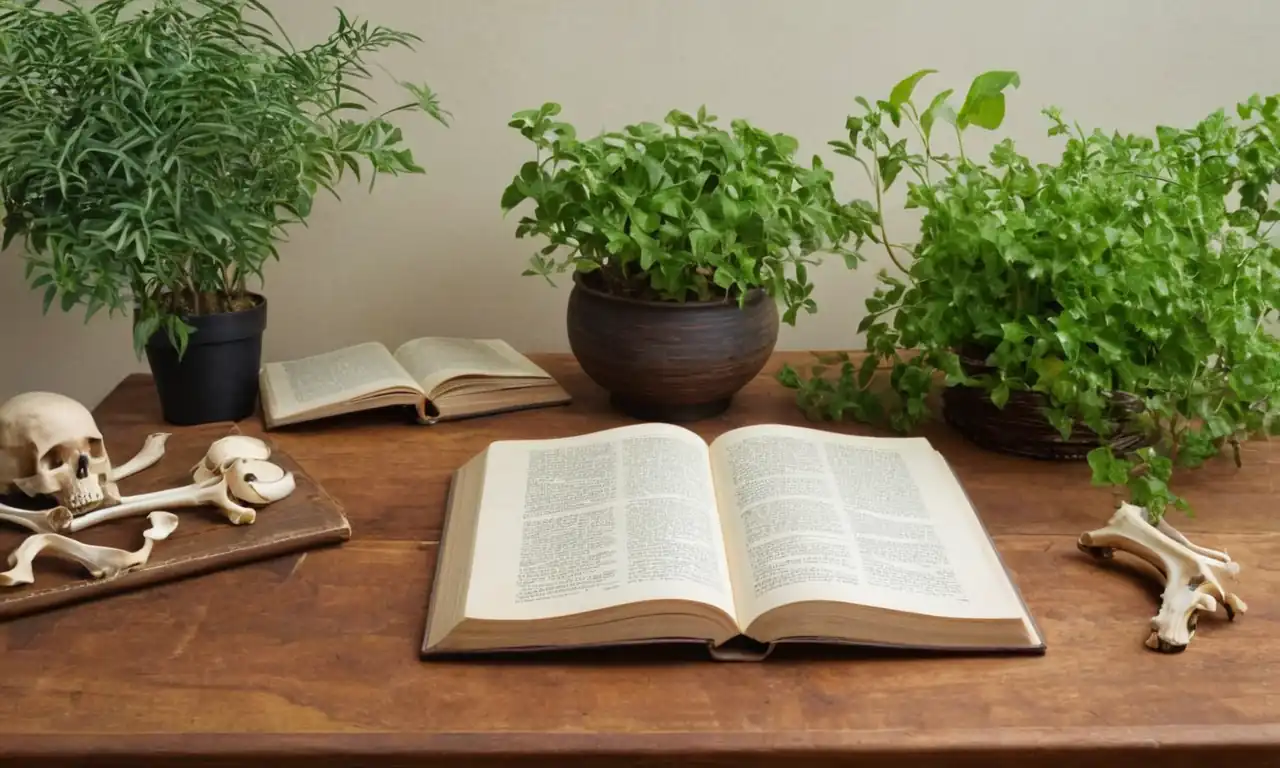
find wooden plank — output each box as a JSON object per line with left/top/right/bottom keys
{"left": 4, "top": 353, "right": 1267, "bottom": 767}
{"left": 0, "top": 421, "right": 350, "bottom": 622}
{"left": 0, "top": 533, "right": 1274, "bottom": 732}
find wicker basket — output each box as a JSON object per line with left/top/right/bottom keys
{"left": 941, "top": 346, "right": 1148, "bottom": 461}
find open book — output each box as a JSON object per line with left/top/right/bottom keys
{"left": 259, "top": 337, "right": 571, "bottom": 429}
{"left": 421, "top": 423, "right": 1044, "bottom": 660}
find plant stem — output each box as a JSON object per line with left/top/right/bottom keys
{"left": 870, "top": 157, "right": 910, "bottom": 275}
{"left": 904, "top": 104, "right": 931, "bottom": 185}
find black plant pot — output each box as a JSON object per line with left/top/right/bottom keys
{"left": 143, "top": 295, "right": 268, "bottom": 426}
{"left": 566, "top": 273, "right": 779, "bottom": 422}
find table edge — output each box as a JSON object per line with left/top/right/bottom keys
{"left": 5, "top": 725, "right": 1280, "bottom": 757}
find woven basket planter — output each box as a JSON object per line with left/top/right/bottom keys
{"left": 940, "top": 345, "right": 1149, "bottom": 461}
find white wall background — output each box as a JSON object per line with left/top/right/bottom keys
{"left": 3, "top": 0, "right": 1277, "bottom": 407}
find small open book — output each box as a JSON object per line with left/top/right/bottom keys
{"left": 422, "top": 423, "right": 1044, "bottom": 660}
{"left": 259, "top": 337, "right": 571, "bottom": 429}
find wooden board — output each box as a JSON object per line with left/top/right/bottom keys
{"left": 0, "top": 421, "right": 351, "bottom": 622}
{"left": 1, "top": 356, "right": 1278, "bottom": 767}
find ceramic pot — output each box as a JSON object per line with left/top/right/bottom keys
{"left": 566, "top": 273, "right": 778, "bottom": 422}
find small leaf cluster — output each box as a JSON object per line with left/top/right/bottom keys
{"left": 779, "top": 70, "right": 1280, "bottom": 521}
{"left": 778, "top": 70, "right": 1022, "bottom": 432}
{"left": 500, "top": 104, "right": 875, "bottom": 324}
{"left": 0, "top": 0, "right": 448, "bottom": 356}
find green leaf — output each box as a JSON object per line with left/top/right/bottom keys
{"left": 857, "top": 354, "right": 879, "bottom": 388}
{"left": 957, "top": 71, "right": 1021, "bottom": 130}
{"left": 920, "top": 88, "right": 955, "bottom": 140}
{"left": 0, "top": 0, "right": 447, "bottom": 335}
{"left": 500, "top": 184, "right": 527, "bottom": 211}
{"left": 889, "top": 69, "right": 937, "bottom": 108}
{"left": 990, "top": 382, "right": 1010, "bottom": 409}
{"left": 1087, "top": 447, "right": 1117, "bottom": 486}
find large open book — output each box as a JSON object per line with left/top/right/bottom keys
{"left": 421, "top": 423, "right": 1044, "bottom": 660}
{"left": 259, "top": 337, "right": 571, "bottom": 429}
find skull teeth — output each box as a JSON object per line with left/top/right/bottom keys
{"left": 66, "top": 479, "right": 105, "bottom": 512}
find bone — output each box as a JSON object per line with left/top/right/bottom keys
{"left": 110, "top": 432, "right": 171, "bottom": 482}
{"left": 67, "top": 476, "right": 257, "bottom": 533}
{"left": 0, "top": 511, "right": 179, "bottom": 587}
{"left": 0, "top": 391, "right": 115, "bottom": 513}
{"left": 0, "top": 502, "right": 72, "bottom": 534}
{"left": 1154, "top": 517, "right": 1232, "bottom": 563}
{"left": 1078, "top": 502, "right": 1246, "bottom": 652}
{"left": 225, "top": 458, "right": 296, "bottom": 505}
{"left": 193, "top": 436, "right": 271, "bottom": 483}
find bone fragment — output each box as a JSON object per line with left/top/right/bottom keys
{"left": 193, "top": 436, "right": 271, "bottom": 483}
{"left": 110, "top": 432, "right": 171, "bottom": 482}
{"left": 0, "top": 502, "right": 72, "bottom": 534}
{"left": 0, "top": 511, "right": 179, "bottom": 586}
{"left": 225, "top": 458, "right": 296, "bottom": 505}
{"left": 1154, "top": 517, "right": 1232, "bottom": 562}
{"left": 1078, "top": 502, "right": 1246, "bottom": 653}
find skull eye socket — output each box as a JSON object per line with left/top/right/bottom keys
{"left": 40, "top": 451, "right": 64, "bottom": 471}
{"left": 88, "top": 437, "right": 105, "bottom": 459}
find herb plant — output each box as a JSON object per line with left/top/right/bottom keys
{"left": 500, "top": 103, "right": 875, "bottom": 325}
{"left": 0, "top": 0, "right": 448, "bottom": 355}
{"left": 780, "top": 69, "right": 1280, "bottom": 520}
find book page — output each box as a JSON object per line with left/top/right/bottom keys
{"left": 260, "top": 342, "right": 422, "bottom": 417}
{"left": 462, "top": 423, "right": 738, "bottom": 625}
{"left": 393, "top": 337, "right": 550, "bottom": 395}
{"left": 709, "top": 425, "right": 1024, "bottom": 628}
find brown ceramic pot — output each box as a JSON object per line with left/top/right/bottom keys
{"left": 566, "top": 273, "right": 779, "bottom": 421}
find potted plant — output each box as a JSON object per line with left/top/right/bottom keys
{"left": 0, "top": 0, "right": 447, "bottom": 425}
{"left": 500, "top": 103, "right": 874, "bottom": 421}
{"left": 780, "top": 69, "right": 1280, "bottom": 520}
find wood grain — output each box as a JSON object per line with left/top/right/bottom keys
{"left": 0, "top": 352, "right": 1276, "bottom": 767}
{"left": 566, "top": 272, "right": 779, "bottom": 421}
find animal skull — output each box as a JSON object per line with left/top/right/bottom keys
{"left": 0, "top": 392, "right": 118, "bottom": 513}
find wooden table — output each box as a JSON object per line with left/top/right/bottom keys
{"left": 1, "top": 353, "right": 1277, "bottom": 767}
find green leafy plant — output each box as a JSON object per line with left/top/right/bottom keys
{"left": 0, "top": 0, "right": 448, "bottom": 356}
{"left": 780, "top": 69, "right": 1280, "bottom": 521}
{"left": 500, "top": 103, "right": 875, "bottom": 324}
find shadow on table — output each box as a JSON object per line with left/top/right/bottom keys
{"left": 420, "top": 638, "right": 1047, "bottom": 666}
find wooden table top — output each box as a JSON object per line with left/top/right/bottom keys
{"left": 1, "top": 353, "right": 1277, "bottom": 768}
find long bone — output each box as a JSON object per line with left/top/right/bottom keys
{"left": 0, "top": 436, "right": 290, "bottom": 535}
{"left": 67, "top": 457, "right": 295, "bottom": 534}
{"left": 68, "top": 475, "right": 256, "bottom": 532}
{"left": 109, "top": 432, "right": 171, "bottom": 483}
{"left": 0, "top": 502, "right": 72, "bottom": 534}
{"left": 0, "top": 511, "right": 179, "bottom": 586}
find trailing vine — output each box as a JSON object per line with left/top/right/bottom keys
{"left": 780, "top": 71, "right": 1280, "bottom": 520}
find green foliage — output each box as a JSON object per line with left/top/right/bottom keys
{"left": 780, "top": 69, "right": 1280, "bottom": 521}
{"left": 0, "top": 0, "right": 447, "bottom": 356}
{"left": 500, "top": 103, "right": 876, "bottom": 324}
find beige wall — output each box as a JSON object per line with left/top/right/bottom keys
{"left": 3, "top": 0, "right": 1277, "bottom": 408}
